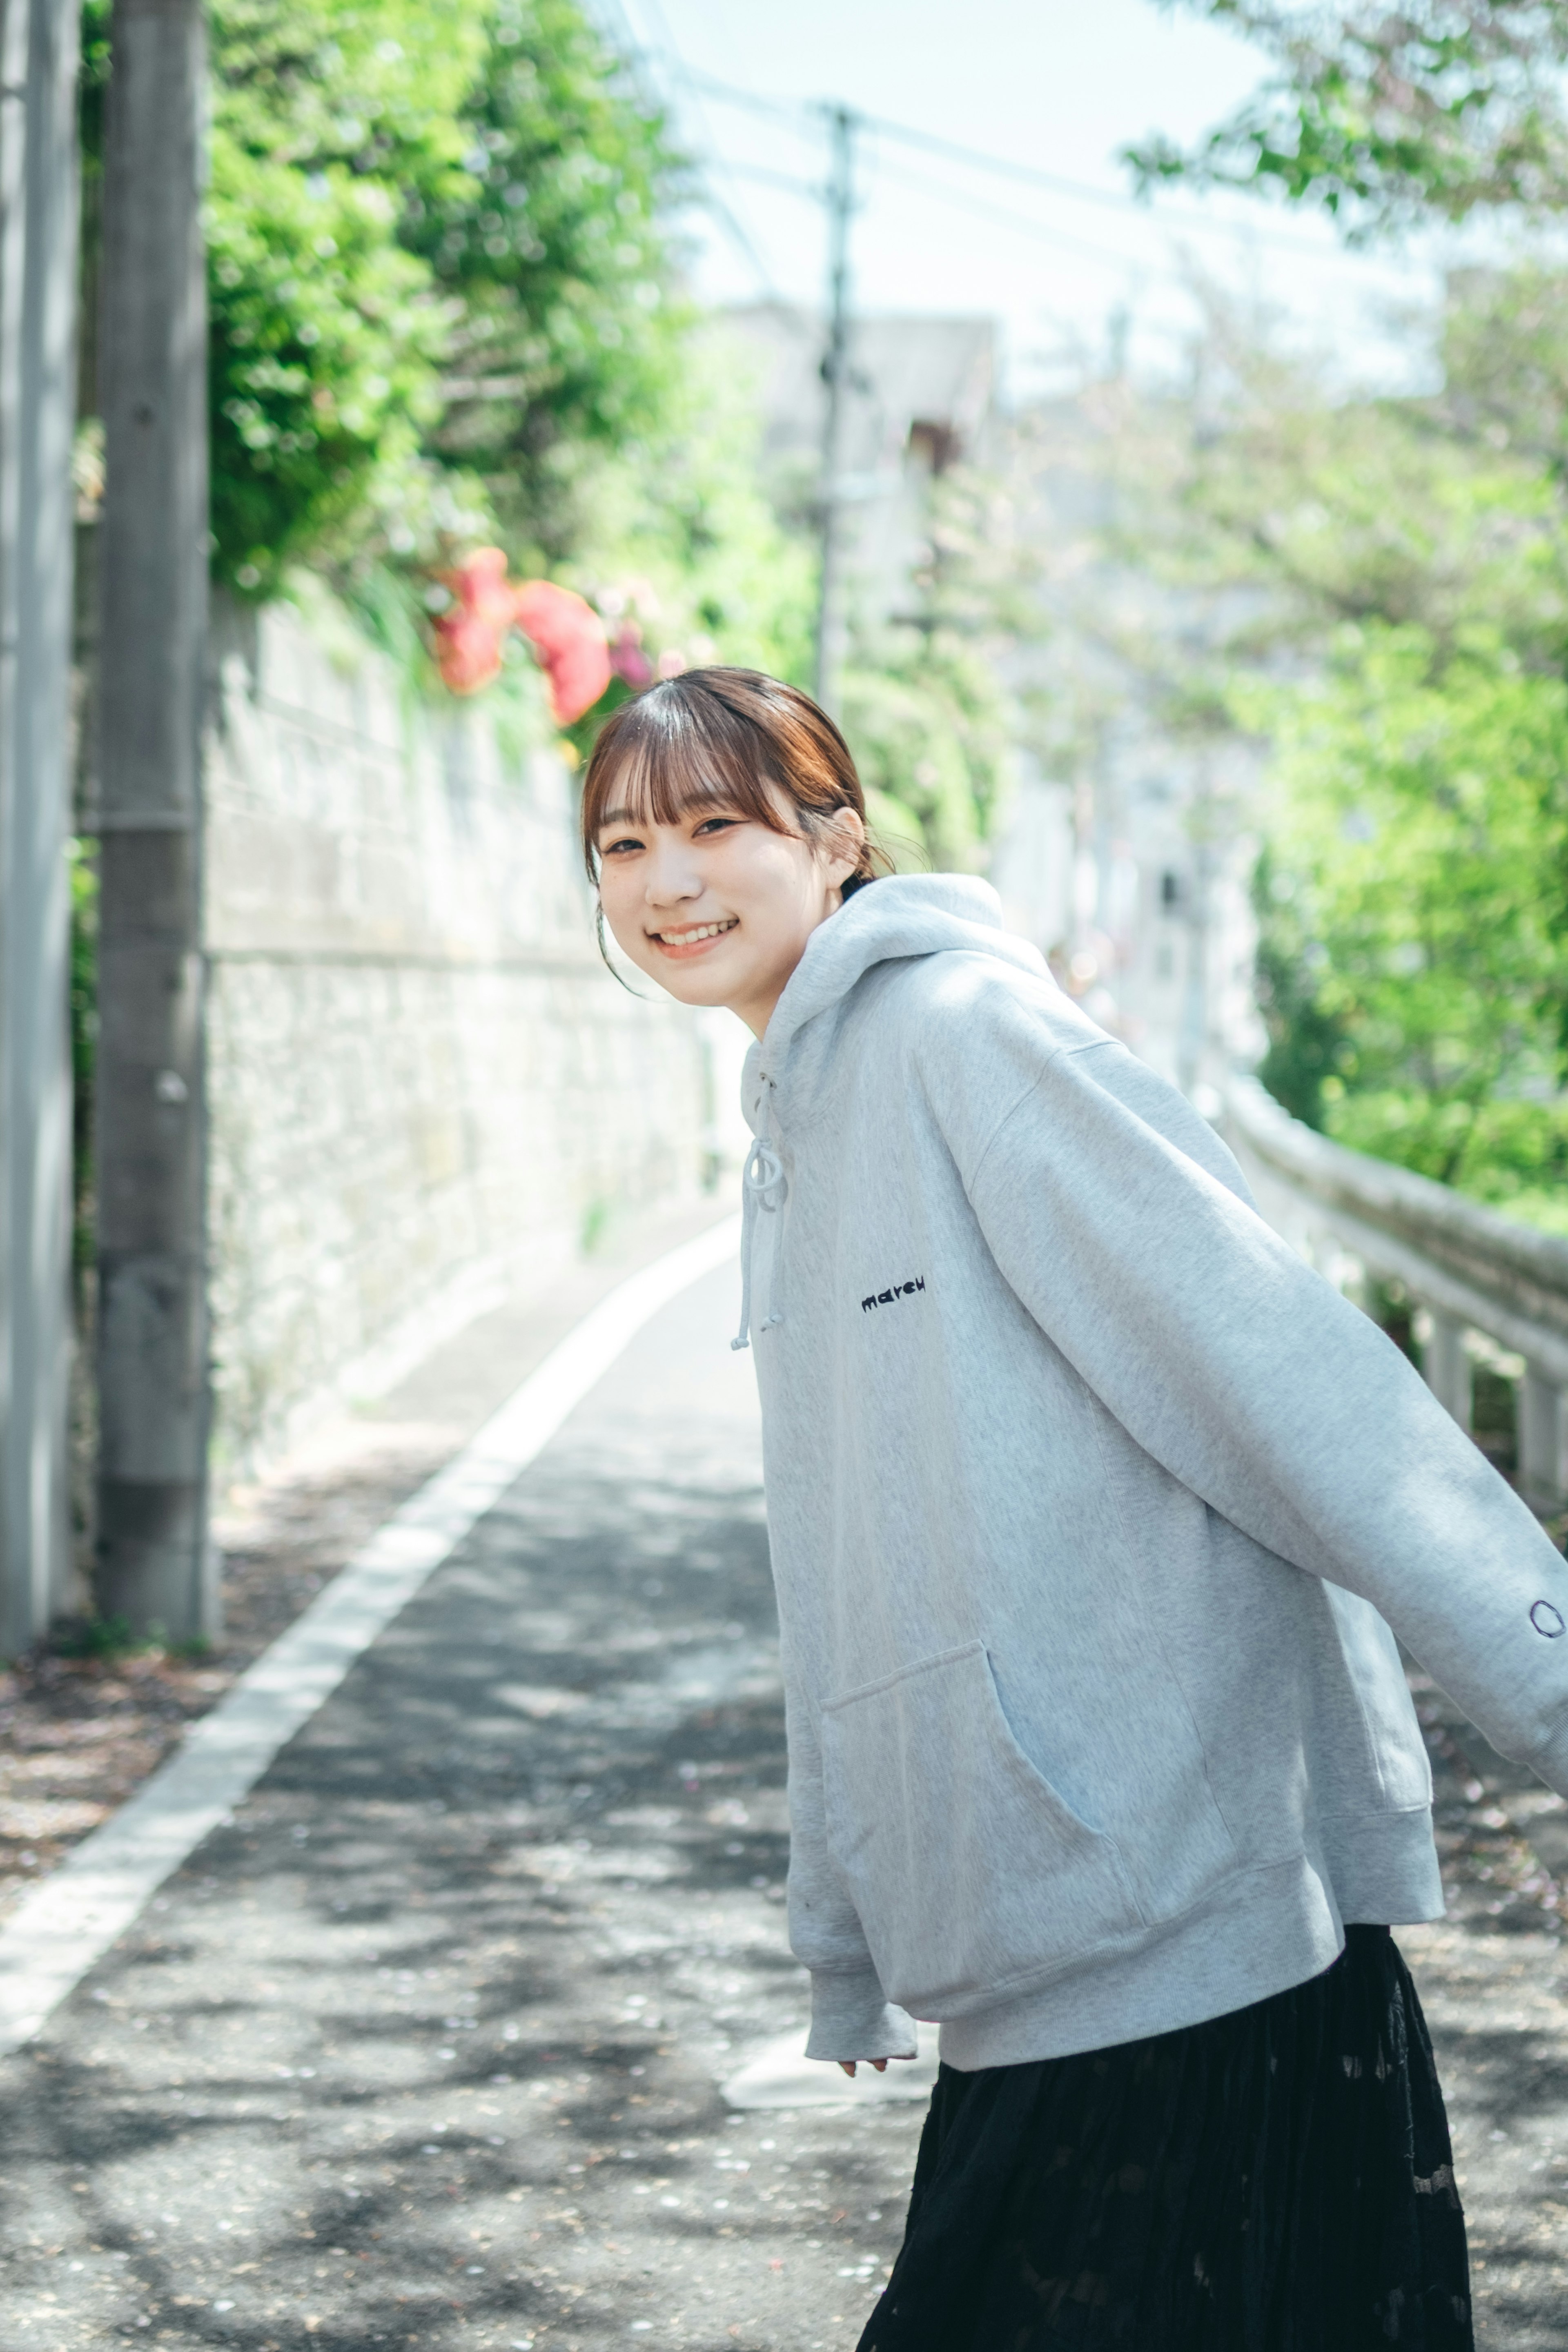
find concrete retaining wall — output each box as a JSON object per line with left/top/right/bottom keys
{"left": 203, "top": 600, "right": 709, "bottom": 1475}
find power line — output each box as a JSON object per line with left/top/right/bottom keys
{"left": 601, "top": 16, "right": 1343, "bottom": 317}
{"left": 593, "top": 0, "right": 788, "bottom": 303}
{"left": 713, "top": 136, "right": 1198, "bottom": 294}
{"left": 664, "top": 60, "right": 1396, "bottom": 267}
{"left": 867, "top": 116, "right": 1345, "bottom": 262}
{"left": 723, "top": 160, "right": 826, "bottom": 203}
{"left": 867, "top": 148, "right": 1182, "bottom": 284}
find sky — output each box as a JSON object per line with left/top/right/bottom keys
{"left": 594, "top": 0, "right": 1442, "bottom": 399}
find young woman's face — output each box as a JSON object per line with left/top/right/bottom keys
{"left": 595, "top": 782, "right": 862, "bottom": 1038}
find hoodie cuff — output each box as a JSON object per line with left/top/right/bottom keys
{"left": 804, "top": 1966, "right": 920, "bottom": 2063}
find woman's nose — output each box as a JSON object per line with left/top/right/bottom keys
{"left": 644, "top": 844, "right": 702, "bottom": 905}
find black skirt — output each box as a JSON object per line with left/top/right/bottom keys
{"left": 859, "top": 1926, "right": 1471, "bottom": 2352}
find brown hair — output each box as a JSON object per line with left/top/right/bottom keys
{"left": 579, "top": 667, "right": 885, "bottom": 889}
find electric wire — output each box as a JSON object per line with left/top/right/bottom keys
{"left": 867, "top": 146, "right": 1187, "bottom": 283}
{"left": 723, "top": 160, "right": 829, "bottom": 203}
{"left": 723, "top": 143, "right": 1205, "bottom": 294}
{"left": 663, "top": 58, "right": 1399, "bottom": 267}
{"left": 594, "top": 0, "right": 789, "bottom": 303}
{"left": 596, "top": 12, "right": 1413, "bottom": 343}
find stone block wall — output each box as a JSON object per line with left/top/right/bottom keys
{"left": 203, "top": 600, "right": 709, "bottom": 1474}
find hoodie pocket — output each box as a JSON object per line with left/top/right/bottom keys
{"left": 821, "top": 1639, "right": 1144, "bottom": 2019}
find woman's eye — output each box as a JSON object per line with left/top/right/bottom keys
{"left": 601, "top": 835, "right": 641, "bottom": 856}
{"left": 693, "top": 816, "right": 738, "bottom": 838}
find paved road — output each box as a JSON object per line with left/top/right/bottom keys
{"left": 2, "top": 1262, "right": 1568, "bottom": 2349}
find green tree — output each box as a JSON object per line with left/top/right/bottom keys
{"left": 1240, "top": 623, "right": 1568, "bottom": 1178}
{"left": 1112, "top": 15, "right": 1568, "bottom": 1224}
{"left": 1251, "top": 843, "right": 1349, "bottom": 1129}
{"left": 81, "top": 0, "right": 686, "bottom": 596}
{"left": 841, "top": 635, "right": 1011, "bottom": 873}
{"left": 1129, "top": 2, "right": 1568, "bottom": 231}
{"left": 563, "top": 322, "right": 816, "bottom": 688}
{"left": 408, "top": 0, "right": 688, "bottom": 569}
{"left": 1019, "top": 276, "right": 1568, "bottom": 1218}
{"left": 205, "top": 0, "right": 488, "bottom": 591}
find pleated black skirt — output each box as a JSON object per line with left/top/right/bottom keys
{"left": 859, "top": 1925, "right": 1471, "bottom": 2352}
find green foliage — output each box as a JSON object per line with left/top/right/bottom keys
{"left": 83, "top": 0, "right": 687, "bottom": 596}
{"left": 1070, "top": 269, "right": 1568, "bottom": 1226}
{"left": 85, "top": 0, "right": 1007, "bottom": 874}
{"left": 1092, "top": 278, "right": 1568, "bottom": 670}
{"left": 205, "top": 0, "right": 490, "bottom": 592}
{"left": 52, "top": 1610, "right": 144, "bottom": 1661}
{"left": 1129, "top": 2, "right": 1568, "bottom": 232}
{"left": 408, "top": 0, "right": 688, "bottom": 564}
{"left": 1242, "top": 618, "right": 1568, "bottom": 1191}
{"left": 1251, "top": 844, "right": 1348, "bottom": 1129}
{"left": 842, "top": 635, "right": 1009, "bottom": 875}
{"left": 1106, "top": 12, "right": 1568, "bottom": 1225}
{"left": 567, "top": 326, "right": 816, "bottom": 679}
{"left": 1330, "top": 1091, "right": 1568, "bottom": 1230}
{"left": 1436, "top": 258, "right": 1568, "bottom": 484}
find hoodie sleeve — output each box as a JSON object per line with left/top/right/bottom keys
{"left": 936, "top": 1021, "right": 1568, "bottom": 1797}
{"left": 783, "top": 1665, "right": 920, "bottom": 2061}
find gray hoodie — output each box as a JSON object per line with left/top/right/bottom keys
{"left": 737, "top": 873, "right": 1568, "bottom": 2072}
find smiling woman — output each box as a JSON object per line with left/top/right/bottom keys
{"left": 576, "top": 660, "right": 1532, "bottom": 2352}
{"left": 582, "top": 669, "right": 886, "bottom": 1038}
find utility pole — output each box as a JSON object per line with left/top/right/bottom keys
{"left": 0, "top": 0, "right": 81, "bottom": 1654}
{"left": 812, "top": 104, "right": 854, "bottom": 715}
{"left": 94, "top": 0, "right": 215, "bottom": 1638}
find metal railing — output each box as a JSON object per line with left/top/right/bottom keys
{"left": 1223, "top": 1077, "right": 1568, "bottom": 1513}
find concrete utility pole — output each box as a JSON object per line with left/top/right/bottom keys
{"left": 0, "top": 0, "right": 82, "bottom": 1654}
{"left": 95, "top": 0, "right": 215, "bottom": 1638}
{"left": 812, "top": 104, "right": 854, "bottom": 715}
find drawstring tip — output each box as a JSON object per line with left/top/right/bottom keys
{"left": 730, "top": 1334, "right": 751, "bottom": 1352}
{"left": 760, "top": 1313, "right": 785, "bottom": 1331}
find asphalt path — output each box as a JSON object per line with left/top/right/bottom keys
{"left": 0, "top": 1268, "right": 926, "bottom": 2352}
{"left": 4, "top": 1262, "right": 1568, "bottom": 2348}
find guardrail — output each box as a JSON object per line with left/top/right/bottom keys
{"left": 1223, "top": 1076, "right": 1568, "bottom": 1513}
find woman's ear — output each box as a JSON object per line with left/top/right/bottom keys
{"left": 822, "top": 804, "right": 866, "bottom": 888}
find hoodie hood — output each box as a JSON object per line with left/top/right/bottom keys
{"left": 729, "top": 877, "right": 1053, "bottom": 1355}
{"left": 744, "top": 875, "right": 1049, "bottom": 1129}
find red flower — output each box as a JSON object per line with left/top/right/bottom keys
{"left": 432, "top": 552, "right": 611, "bottom": 724}
{"left": 512, "top": 579, "right": 612, "bottom": 724}
{"left": 432, "top": 547, "right": 517, "bottom": 697}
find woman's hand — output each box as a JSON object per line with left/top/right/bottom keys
{"left": 838, "top": 2057, "right": 914, "bottom": 2077}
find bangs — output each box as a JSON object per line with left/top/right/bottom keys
{"left": 581, "top": 671, "right": 798, "bottom": 874}
{"left": 594, "top": 714, "right": 788, "bottom": 838}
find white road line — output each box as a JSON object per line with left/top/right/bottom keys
{"left": 0, "top": 1216, "right": 742, "bottom": 2058}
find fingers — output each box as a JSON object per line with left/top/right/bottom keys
{"left": 871, "top": 2059, "right": 888, "bottom": 2071}
{"left": 839, "top": 2060, "right": 857, "bottom": 2077}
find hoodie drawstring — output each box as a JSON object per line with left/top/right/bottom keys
{"left": 732, "top": 1090, "right": 788, "bottom": 1351}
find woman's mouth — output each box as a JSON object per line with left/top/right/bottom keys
{"left": 649, "top": 916, "right": 739, "bottom": 957}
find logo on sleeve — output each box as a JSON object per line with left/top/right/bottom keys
{"left": 1531, "top": 1600, "right": 1566, "bottom": 1638}
{"left": 861, "top": 1276, "right": 927, "bottom": 1313}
